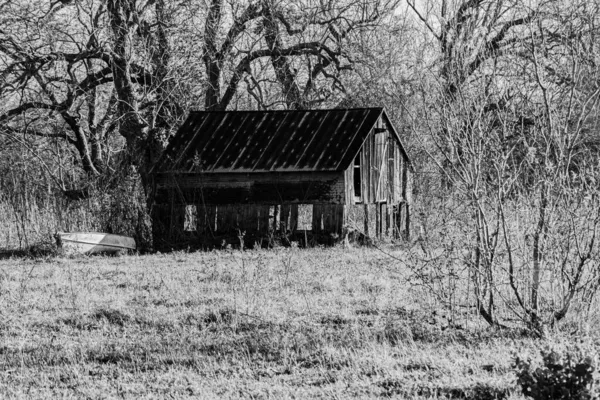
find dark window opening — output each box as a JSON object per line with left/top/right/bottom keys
{"left": 354, "top": 153, "right": 362, "bottom": 200}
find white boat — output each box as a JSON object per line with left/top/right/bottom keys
{"left": 56, "top": 232, "right": 136, "bottom": 255}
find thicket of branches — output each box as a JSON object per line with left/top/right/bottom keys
{"left": 406, "top": 0, "right": 600, "bottom": 336}
{"left": 2, "top": 0, "right": 600, "bottom": 334}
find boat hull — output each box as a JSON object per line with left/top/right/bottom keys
{"left": 57, "top": 232, "right": 136, "bottom": 255}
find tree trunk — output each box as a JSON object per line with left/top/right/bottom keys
{"left": 106, "top": 0, "right": 149, "bottom": 173}
{"left": 531, "top": 183, "right": 548, "bottom": 329}
{"left": 203, "top": 0, "right": 224, "bottom": 110}
{"left": 262, "top": 5, "right": 305, "bottom": 109}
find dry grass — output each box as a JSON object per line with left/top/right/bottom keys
{"left": 0, "top": 247, "right": 596, "bottom": 399}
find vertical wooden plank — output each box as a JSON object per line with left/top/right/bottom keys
{"left": 289, "top": 204, "right": 299, "bottom": 232}
{"left": 385, "top": 203, "right": 391, "bottom": 236}
{"left": 375, "top": 203, "right": 380, "bottom": 238}
{"left": 370, "top": 133, "right": 376, "bottom": 203}
{"left": 198, "top": 204, "right": 216, "bottom": 235}
{"left": 169, "top": 204, "right": 185, "bottom": 240}
{"left": 388, "top": 135, "right": 394, "bottom": 203}
{"left": 328, "top": 205, "right": 336, "bottom": 234}
{"left": 234, "top": 205, "right": 243, "bottom": 232}
{"left": 321, "top": 205, "right": 330, "bottom": 233}
{"left": 232, "top": 205, "right": 240, "bottom": 233}
{"left": 257, "top": 205, "right": 270, "bottom": 232}
{"left": 237, "top": 205, "right": 249, "bottom": 232}
{"left": 363, "top": 203, "right": 369, "bottom": 237}
{"left": 335, "top": 204, "right": 344, "bottom": 234}
{"left": 216, "top": 205, "right": 228, "bottom": 233}
{"left": 280, "top": 204, "right": 289, "bottom": 232}
{"left": 398, "top": 201, "right": 410, "bottom": 238}
{"left": 215, "top": 205, "right": 223, "bottom": 233}
{"left": 374, "top": 132, "right": 380, "bottom": 201}
{"left": 361, "top": 136, "right": 369, "bottom": 204}
{"left": 248, "top": 205, "right": 259, "bottom": 232}
{"left": 273, "top": 205, "right": 279, "bottom": 231}
{"left": 317, "top": 204, "right": 344, "bottom": 235}
{"left": 375, "top": 131, "right": 388, "bottom": 202}
{"left": 394, "top": 203, "right": 402, "bottom": 239}
{"left": 226, "top": 205, "right": 237, "bottom": 233}
{"left": 394, "top": 144, "right": 401, "bottom": 202}
{"left": 374, "top": 132, "right": 379, "bottom": 202}
{"left": 344, "top": 165, "right": 354, "bottom": 205}
{"left": 252, "top": 205, "right": 261, "bottom": 232}
{"left": 250, "top": 205, "right": 259, "bottom": 232}
{"left": 381, "top": 203, "right": 385, "bottom": 237}
{"left": 380, "top": 203, "right": 384, "bottom": 238}
{"left": 406, "top": 169, "right": 413, "bottom": 205}
{"left": 312, "top": 204, "right": 322, "bottom": 233}
{"left": 382, "top": 135, "right": 389, "bottom": 202}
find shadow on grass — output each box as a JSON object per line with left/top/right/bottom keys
{"left": 378, "top": 380, "right": 512, "bottom": 399}
{"left": 54, "top": 308, "right": 175, "bottom": 333}
{"left": 0, "top": 245, "right": 56, "bottom": 259}
{"left": 354, "top": 306, "right": 537, "bottom": 346}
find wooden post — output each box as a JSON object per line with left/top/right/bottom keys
{"left": 312, "top": 204, "right": 322, "bottom": 233}
{"left": 290, "top": 204, "right": 299, "bottom": 232}
{"left": 280, "top": 204, "right": 289, "bottom": 232}
{"left": 394, "top": 202, "right": 402, "bottom": 239}
{"left": 272, "top": 204, "right": 279, "bottom": 232}
{"left": 238, "top": 205, "right": 253, "bottom": 233}
{"left": 376, "top": 203, "right": 384, "bottom": 238}
{"left": 380, "top": 203, "right": 384, "bottom": 237}
{"left": 363, "top": 203, "right": 369, "bottom": 237}
{"left": 258, "top": 205, "right": 270, "bottom": 232}
{"left": 385, "top": 203, "right": 391, "bottom": 237}
{"left": 322, "top": 205, "right": 331, "bottom": 233}
{"left": 335, "top": 205, "right": 344, "bottom": 235}
{"left": 380, "top": 203, "right": 384, "bottom": 238}
{"left": 197, "top": 204, "right": 216, "bottom": 236}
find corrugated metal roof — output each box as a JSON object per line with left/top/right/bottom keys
{"left": 154, "top": 108, "right": 392, "bottom": 173}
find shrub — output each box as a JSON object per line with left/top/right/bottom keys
{"left": 514, "top": 346, "right": 598, "bottom": 400}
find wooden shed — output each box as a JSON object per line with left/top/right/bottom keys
{"left": 150, "top": 108, "right": 412, "bottom": 250}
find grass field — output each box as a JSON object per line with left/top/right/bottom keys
{"left": 0, "top": 246, "right": 596, "bottom": 399}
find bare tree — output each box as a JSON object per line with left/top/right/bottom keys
{"left": 409, "top": 0, "right": 600, "bottom": 335}
{"left": 0, "top": 0, "right": 190, "bottom": 187}
{"left": 201, "top": 0, "right": 400, "bottom": 110}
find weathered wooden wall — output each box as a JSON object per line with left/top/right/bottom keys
{"left": 339, "top": 116, "right": 411, "bottom": 240}
{"left": 152, "top": 201, "right": 347, "bottom": 250}
{"left": 344, "top": 203, "right": 409, "bottom": 240}
{"left": 154, "top": 171, "right": 346, "bottom": 205}
{"left": 343, "top": 118, "right": 408, "bottom": 206}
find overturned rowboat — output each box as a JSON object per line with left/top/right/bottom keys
{"left": 56, "top": 232, "right": 136, "bottom": 255}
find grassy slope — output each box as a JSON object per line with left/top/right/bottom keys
{"left": 0, "top": 247, "right": 589, "bottom": 399}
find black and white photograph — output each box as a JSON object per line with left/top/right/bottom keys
{"left": 0, "top": 0, "right": 599, "bottom": 398}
